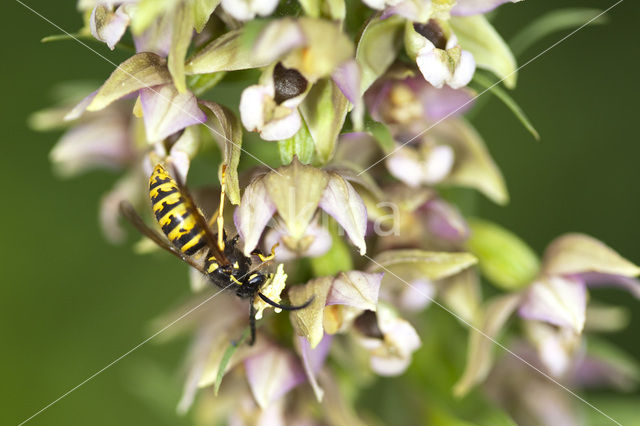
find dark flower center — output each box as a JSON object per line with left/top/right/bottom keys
{"left": 354, "top": 310, "right": 384, "bottom": 339}
{"left": 273, "top": 62, "right": 308, "bottom": 104}
{"left": 413, "top": 20, "right": 447, "bottom": 50}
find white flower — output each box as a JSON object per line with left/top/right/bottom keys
{"left": 414, "top": 20, "right": 476, "bottom": 89}
{"left": 221, "top": 0, "right": 279, "bottom": 21}
{"left": 239, "top": 63, "right": 309, "bottom": 141}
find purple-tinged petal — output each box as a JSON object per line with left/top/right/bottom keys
{"left": 263, "top": 220, "right": 332, "bottom": 261}
{"left": 297, "top": 334, "right": 333, "bottom": 401}
{"left": 50, "top": 114, "right": 132, "bottom": 177}
{"left": 524, "top": 321, "right": 579, "bottom": 377}
{"left": 327, "top": 271, "right": 382, "bottom": 311}
{"left": 244, "top": 345, "right": 305, "bottom": 409}
{"left": 319, "top": 173, "right": 367, "bottom": 255}
{"left": 234, "top": 177, "right": 277, "bottom": 256}
{"left": 542, "top": 233, "right": 640, "bottom": 278}
{"left": 133, "top": 13, "right": 173, "bottom": 56}
{"left": 421, "top": 199, "right": 469, "bottom": 243}
{"left": 397, "top": 278, "right": 435, "bottom": 312}
{"left": 414, "top": 80, "right": 475, "bottom": 121}
{"left": 139, "top": 84, "right": 206, "bottom": 142}
{"left": 519, "top": 276, "right": 586, "bottom": 334}
{"left": 332, "top": 60, "right": 361, "bottom": 106}
{"left": 577, "top": 272, "right": 640, "bottom": 299}
{"left": 90, "top": 4, "right": 130, "bottom": 50}
{"left": 451, "top": 0, "right": 521, "bottom": 16}
{"left": 99, "top": 172, "right": 143, "bottom": 244}
{"left": 64, "top": 90, "right": 98, "bottom": 121}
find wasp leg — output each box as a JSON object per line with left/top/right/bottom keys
{"left": 257, "top": 292, "right": 314, "bottom": 311}
{"left": 216, "top": 164, "right": 227, "bottom": 253}
{"left": 252, "top": 242, "right": 279, "bottom": 263}
{"left": 249, "top": 298, "right": 257, "bottom": 346}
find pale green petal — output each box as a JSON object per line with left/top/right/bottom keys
{"left": 442, "top": 119, "right": 509, "bottom": 205}
{"left": 87, "top": 52, "right": 172, "bottom": 111}
{"left": 453, "top": 293, "right": 522, "bottom": 396}
{"left": 450, "top": 15, "right": 517, "bottom": 88}
{"left": 369, "top": 249, "right": 477, "bottom": 281}
{"left": 299, "top": 79, "right": 349, "bottom": 165}
{"left": 192, "top": 0, "right": 220, "bottom": 33}
{"left": 289, "top": 277, "right": 334, "bottom": 348}
{"left": 542, "top": 233, "right": 640, "bottom": 278}
{"left": 263, "top": 158, "right": 329, "bottom": 240}
{"left": 185, "top": 29, "right": 271, "bottom": 74}
{"left": 356, "top": 16, "right": 404, "bottom": 94}
{"left": 199, "top": 101, "right": 243, "bottom": 205}
{"left": 168, "top": 0, "right": 194, "bottom": 93}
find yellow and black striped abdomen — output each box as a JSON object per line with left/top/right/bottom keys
{"left": 149, "top": 165, "right": 207, "bottom": 256}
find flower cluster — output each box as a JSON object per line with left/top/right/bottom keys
{"left": 32, "top": 1, "right": 638, "bottom": 425}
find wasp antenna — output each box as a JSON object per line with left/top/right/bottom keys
{"left": 257, "top": 293, "right": 314, "bottom": 311}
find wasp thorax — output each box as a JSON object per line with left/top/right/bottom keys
{"left": 273, "top": 62, "right": 308, "bottom": 104}
{"left": 413, "top": 20, "right": 447, "bottom": 50}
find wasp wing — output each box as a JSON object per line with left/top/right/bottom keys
{"left": 119, "top": 201, "right": 208, "bottom": 274}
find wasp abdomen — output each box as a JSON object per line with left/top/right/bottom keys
{"left": 150, "top": 165, "right": 207, "bottom": 256}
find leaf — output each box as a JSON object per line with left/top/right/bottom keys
{"left": 87, "top": 52, "right": 172, "bottom": 112}
{"left": 356, "top": 16, "right": 404, "bottom": 93}
{"left": 299, "top": 79, "right": 349, "bottom": 165}
{"left": 185, "top": 29, "right": 271, "bottom": 74}
{"left": 191, "top": 0, "right": 220, "bottom": 33}
{"left": 471, "top": 72, "right": 539, "bottom": 140}
{"left": 199, "top": 101, "right": 243, "bottom": 205}
{"left": 467, "top": 218, "right": 539, "bottom": 290}
{"left": 369, "top": 250, "right": 478, "bottom": 280}
{"left": 168, "top": 0, "right": 194, "bottom": 93}
{"left": 450, "top": 15, "right": 517, "bottom": 89}
{"left": 278, "top": 117, "right": 316, "bottom": 165}
{"left": 214, "top": 327, "right": 250, "bottom": 396}
{"left": 510, "top": 8, "right": 608, "bottom": 56}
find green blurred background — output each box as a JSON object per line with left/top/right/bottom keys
{"left": 2, "top": 1, "right": 639, "bottom": 425}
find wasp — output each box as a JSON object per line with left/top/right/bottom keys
{"left": 120, "top": 163, "right": 311, "bottom": 345}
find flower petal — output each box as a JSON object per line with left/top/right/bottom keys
{"left": 332, "top": 60, "right": 361, "bottom": 106}
{"left": 289, "top": 277, "right": 333, "bottom": 348}
{"left": 542, "top": 233, "right": 640, "bottom": 278}
{"left": 452, "top": 0, "right": 522, "bottom": 16}
{"left": 453, "top": 293, "right": 522, "bottom": 396}
{"left": 519, "top": 276, "right": 587, "bottom": 334}
{"left": 90, "top": 4, "right": 130, "bottom": 50}
{"left": 139, "top": 84, "right": 206, "bottom": 142}
{"left": 252, "top": 18, "right": 307, "bottom": 64}
{"left": 244, "top": 345, "right": 305, "bottom": 409}
{"left": 50, "top": 114, "right": 132, "bottom": 177}
{"left": 234, "top": 177, "right": 277, "bottom": 256}
{"left": 450, "top": 15, "right": 517, "bottom": 88}
{"left": 260, "top": 109, "right": 302, "bottom": 141}
{"left": 369, "top": 249, "right": 477, "bottom": 280}
{"left": 416, "top": 48, "right": 450, "bottom": 89}
{"left": 297, "top": 334, "right": 333, "bottom": 401}
{"left": 327, "top": 271, "right": 382, "bottom": 311}
{"left": 448, "top": 49, "right": 476, "bottom": 89}
{"left": 263, "top": 158, "right": 329, "bottom": 240}
{"left": 422, "top": 198, "right": 469, "bottom": 243}
{"left": 319, "top": 173, "right": 367, "bottom": 255}
{"left": 579, "top": 272, "right": 640, "bottom": 299}
{"left": 87, "top": 52, "right": 172, "bottom": 112}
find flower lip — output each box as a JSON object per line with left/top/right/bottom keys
{"left": 413, "top": 20, "right": 447, "bottom": 50}
{"left": 273, "top": 63, "right": 308, "bottom": 104}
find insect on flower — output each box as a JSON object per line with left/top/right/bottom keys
{"left": 120, "top": 163, "right": 312, "bottom": 344}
